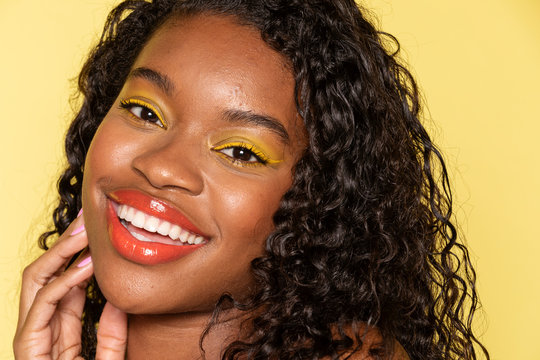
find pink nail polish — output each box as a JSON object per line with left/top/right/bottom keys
{"left": 77, "top": 208, "right": 83, "bottom": 217}
{"left": 71, "top": 224, "right": 85, "bottom": 235}
{"left": 77, "top": 255, "right": 92, "bottom": 268}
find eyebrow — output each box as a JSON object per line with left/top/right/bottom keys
{"left": 128, "top": 67, "right": 290, "bottom": 144}
{"left": 128, "top": 67, "right": 175, "bottom": 96}
{"left": 222, "top": 109, "right": 290, "bottom": 144}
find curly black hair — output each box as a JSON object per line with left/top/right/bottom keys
{"left": 39, "top": 0, "right": 490, "bottom": 359}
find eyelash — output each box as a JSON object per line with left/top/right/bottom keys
{"left": 117, "top": 101, "right": 278, "bottom": 168}
{"left": 212, "top": 142, "right": 273, "bottom": 168}
{"left": 119, "top": 98, "right": 166, "bottom": 128}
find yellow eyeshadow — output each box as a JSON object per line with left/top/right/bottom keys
{"left": 212, "top": 141, "right": 283, "bottom": 165}
{"left": 119, "top": 98, "right": 167, "bottom": 128}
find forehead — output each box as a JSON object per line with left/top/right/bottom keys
{"left": 155, "top": 13, "right": 291, "bottom": 75}
{"left": 131, "top": 14, "right": 299, "bottom": 131}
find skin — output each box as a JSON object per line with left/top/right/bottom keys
{"left": 13, "top": 216, "right": 127, "bottom": 359}
{"left": 14, "top": 14, "right": 410, "bottom": 360}
{"left": 82, "top": 14, "right": 305, "bottom": 359}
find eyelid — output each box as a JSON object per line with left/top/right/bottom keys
{"left": 119, "top": 97, "right": 167, "bottom": 129}
{"left": 212, "top": 141, "right": 283, "bottom": 166}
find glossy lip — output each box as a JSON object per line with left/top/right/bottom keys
{"left": 110, "top": 189, "right": 208, "bottom": 237}
{"left": 107, "top": 189, "right": 208, "bottom": 265}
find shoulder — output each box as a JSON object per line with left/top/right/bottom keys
{"left": 335, "top": 325, "right": 410, "bottom": 360}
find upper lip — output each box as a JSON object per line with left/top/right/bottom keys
{"left": 108, "top": 189, "right": 208, "bottom": 238}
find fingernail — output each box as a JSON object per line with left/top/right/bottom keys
{"left": 77, "top": 255, "right": 92, "bottom": 268}
{"left": 77, "top": 208, "right": 83, "bottom": 217}
{"left": 71, "top": 224, "right": 85, "bottom": 235}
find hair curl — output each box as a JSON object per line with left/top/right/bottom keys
{"left": 39, "top": 1, "right": 489, "bottom": 359}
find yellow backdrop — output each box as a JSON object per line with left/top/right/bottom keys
{"left": 1, "top": 1, "right": 538, "bottom": 359}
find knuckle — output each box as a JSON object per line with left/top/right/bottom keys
{"left": 34, "top": 285, "right": 51, "bottom": 302}
{"left": 21, "top": 264, "right": 35, "bottom": 281}
{"left": 34, "top": 283, "right": 61, "bottom": 305}
{"left": 12, "top": 334, "right": 26, "bottom": 357}
{"left": 22, "top": 261, "right": 51, "bottom": 288}
{"left": 33, "top": 286, "right": 46, "bottom": 299}
{"left": 12, "top": 335, "right": 19, "bottom": 350}
{"left": 97, "top": 332, "right": 127, "bottom": 348}
{"left": 58, "top": 306, "right": 80, "bottom": 320}
{"left": 57, "top": 343, "right": 82, "bottom": 358}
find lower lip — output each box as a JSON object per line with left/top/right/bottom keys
{"left": 107, "top": 201, "right": 204, "bottom": 265}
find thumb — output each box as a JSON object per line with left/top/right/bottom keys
{"left": 95, "top": 301, "right": 127, "bottom": 360}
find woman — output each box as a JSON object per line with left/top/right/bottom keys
{"left": 13, "top": 0, "right": 489, "bottom": 359}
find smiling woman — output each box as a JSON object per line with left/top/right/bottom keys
{"left": 13, "top": 1, "right": 489, "bottom": 359}
{"left": 83, "top": 16, "right": 305, "bottom": 318}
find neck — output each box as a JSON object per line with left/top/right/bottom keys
{"left": 126, "top": 308, "right": 249, "bottom": 360}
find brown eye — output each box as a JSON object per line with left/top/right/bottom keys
{"left": 220, "top": 146, "right": 261, "bottom": 163}
{"left": 129, "top": 105, "right": 160, "bottom": 125}
{"left": 138, "top": 107, "right": 158, "bottom": 122}
{"left": 119, "top": 99, "right": 166, "bottom": 128}
{"left": 212, "top": 142, "right": 273, "bottom": 168}
{"left": 232, "top": 147, "right": 256, "bottom": 162}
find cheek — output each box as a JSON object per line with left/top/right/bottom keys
{"left": 210, "top": 173, "right": 292, "bottom": 244}
{"left": 84, "top": 121, "right": 136, "bottom": 182}
{"left": 82, "top": 119, "right": 139, "bottom": 249}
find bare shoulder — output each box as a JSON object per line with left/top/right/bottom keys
{"left": 335, "top": 325, "right": 411, "bottom": 360}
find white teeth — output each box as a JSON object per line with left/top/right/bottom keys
{"left": 120, "top": 205, "right": 128, "bottom": 219}
{"left": 115, "top": 203, "right": 205, "bottom": 245}
{"left": 169, "top": 225, "right": 181, "bottom": 240}
{"left": 125, "top": 207, "right": 135, "bottom": 222}
{"left": 132, "top": 210, "right": 146, "bottom": 228}
{"left": 179, "top": 230, "right": 189, "bottom": 243}
{"left": 157, "top": 221, "right": 171, "bottom": 236}
{"left": 143, "top": 216, "right": 159, "bottom": 232}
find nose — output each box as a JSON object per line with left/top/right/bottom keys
{"left": 131, "top": 138, "right": 204, "bottom": 195}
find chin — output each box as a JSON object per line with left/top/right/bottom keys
{"left": 92, "top": 265, "right": 222, "bottom": 315}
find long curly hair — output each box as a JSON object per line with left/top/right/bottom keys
{"left": 39, "top": 0, "right": 489, "bottom": 359}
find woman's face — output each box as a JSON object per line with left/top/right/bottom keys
{"left": 81, "top": 15, "right": 306, "bottom": 314}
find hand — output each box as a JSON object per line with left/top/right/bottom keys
{"left": 13, "top": 213, "right": 128, "bottom": 359}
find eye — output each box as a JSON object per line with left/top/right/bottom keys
{"left": 212, "top": 142, "right": 275, "bottom": 168}
{"left": 119, "top": 98, "right": 166, "bottom": 128}
{"left": 220, "top": 146, "right": 263, "bottom": 163}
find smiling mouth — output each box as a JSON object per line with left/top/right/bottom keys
{"left": 115, "top": 203, "right": 206, "bottom": 246}
{"left": 107, "top": 189, "right": 209, "bottom": 265}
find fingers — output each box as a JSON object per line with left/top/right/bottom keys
{"left": 20, "top": 255, "right": 93, "bottom": 336}
{"left": 13, "top": 255, "right": 93, "bottom": 359}
{"left": 96, "top": 302, "right": 127, "bottom": 360}
{"left": 18, "top": 214, "right": 87, "bottom": 330}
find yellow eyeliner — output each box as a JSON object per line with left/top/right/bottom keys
{"left": 119, "top": 98, "right": 167, "bottom": 129}
{"left": 212, "top": 141, "right": 283, "bottom": 166}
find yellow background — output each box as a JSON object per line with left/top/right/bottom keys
{"left": 1, "top": 1, "right": 538, "bottom": 359}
